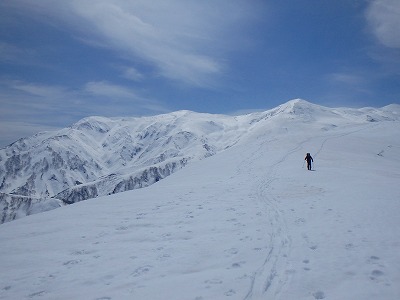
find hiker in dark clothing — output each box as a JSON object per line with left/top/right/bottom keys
{"left": 305, "top": 153, "right": 313, "bottom": 170}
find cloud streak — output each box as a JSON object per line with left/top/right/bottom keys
{"left": 329, "top": 73, "right": 366, "bottom": 86}
{"left": 2, "top": 0, "right": 258, "bottom": 87}
{"left": 69, "top": 0, "right": 253, "bottom": 86}
{"left": 366, "top": 0, "right": 400, "bottom": 48}
{"left": 121, "top": 67, "right": 144, "bottom": 82}
{"left": 9, "top": 81, "right": 67, "bottom": 98}
{"left": 84, "top": 81, "right": 138, "bottom": 99}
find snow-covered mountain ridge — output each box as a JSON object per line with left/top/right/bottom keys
{"left": 1, "top": 99, "right": 399, "bottom": 299}
{"left": 1, "top": 99, "right": 399, "bottom": 223}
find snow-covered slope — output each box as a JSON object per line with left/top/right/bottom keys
{"left": 0, "top": 193, "right": 64, "bottom": 223}
{"left": 0, "top": 99, "right": 399, "bottom": 299}
{"left": 0, "top": 99, "right": 399, "bottom": 224}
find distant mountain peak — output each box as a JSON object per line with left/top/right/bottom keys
{"left": 267, "top": 99, "right": 327, "bottom": 122}
{"left": 286, "top": 98, "right": 312, "bottom": 105}
{"left": 280, "top": 99, "right": 321, "bottom": 110}
{"left": 71, "top": 116, "right": 112, "bottom": 133}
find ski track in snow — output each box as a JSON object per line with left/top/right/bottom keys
{"left": 243, "top": 122, "right": 385, "bottom": 299}
{"left": 242, "top": 135, "right": 313, "bottom": 299}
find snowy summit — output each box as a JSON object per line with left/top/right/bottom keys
{"left": 0, "top": 99, "right": 399, "bottom": 299}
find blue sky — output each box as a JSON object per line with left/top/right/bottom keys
{"left": 1, "top": 0, "right": 399, "bottom": 147}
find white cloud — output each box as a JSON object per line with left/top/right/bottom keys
{"left": 329, "top": 73, "right": 365, "bottom": 86}
{"left": 84, "top": 81, "right": 137, "bottom": 99}
{"left": 366, "top": 0, "right": 400, "bottom": 48}
{"left": 122, "top": 67, "right": 144, "bottom": 82}
{"left": 2, "top": 0, "right": 261, "bottom": 87}
{"left": 9, "top": 81, "right": 67, "bottom": 98}
{"left": 325, "top": 71, "right": 374, "bottom": 100}
{"left": 68, "top": 0, "right": 227, "bottom": 86}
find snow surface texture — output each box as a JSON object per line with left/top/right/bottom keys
{"left": 0, "top": 99, "right": 399, "bottom": 299}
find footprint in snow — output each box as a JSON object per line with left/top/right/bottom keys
{"left": 115, "top": 226, "right": 129, "bottom": 231}
{"left": 302, "top": 259, "right": 311, "bottom": 271}
{"left": 367, "top": 255, "right": 380, "bottom": 264}
{"left": 136, "top": 213, "right": 146, "bottom": 220}
{"left": 370, "top": 269, "right": 385, "bottom": 282}
{"left": 204, "top": 278, "right": 223, "bottom": 285}
{"left": 226, "top": 218, "right": 238, "bottom": 223}
{"left": 63, "top": 259, "right": 81, "bottom": 266}
{"left": 239, "top": 235, "right": 252, "bottom": 242}
{"left": 224, "top": 289, "right": 236, "bottom": 296}
{"left": 157, "top": 253, "right": 171, "bottom": 261}
{"left": 28, "top": 290, "right": 47, "bottom": 298}
{"left": 224, "top": 248, "right": 238, "bottom": 257}
{"left": 312, "top": 290, "right": 325, "bottom": 299}
{"left": 229, "top": 261, "right": 246, "bottom": 269}
{"left": 162, "top": 233, "right": 172, "bottom": 239}
{"left": 71, "top": 249, "right": 94, "bottom": 256}
{"left": 371, "top": 270, "right": 384, "bottom": 276}
{"left": 294, "top": 218, "right": 306, "bottom": 225}
{"left": 131, "top": 265, "right": 152, "bottom": 277}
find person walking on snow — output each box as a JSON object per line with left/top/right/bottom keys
{"left": 305, "top": 153, "right": 313, "bottom": 170}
